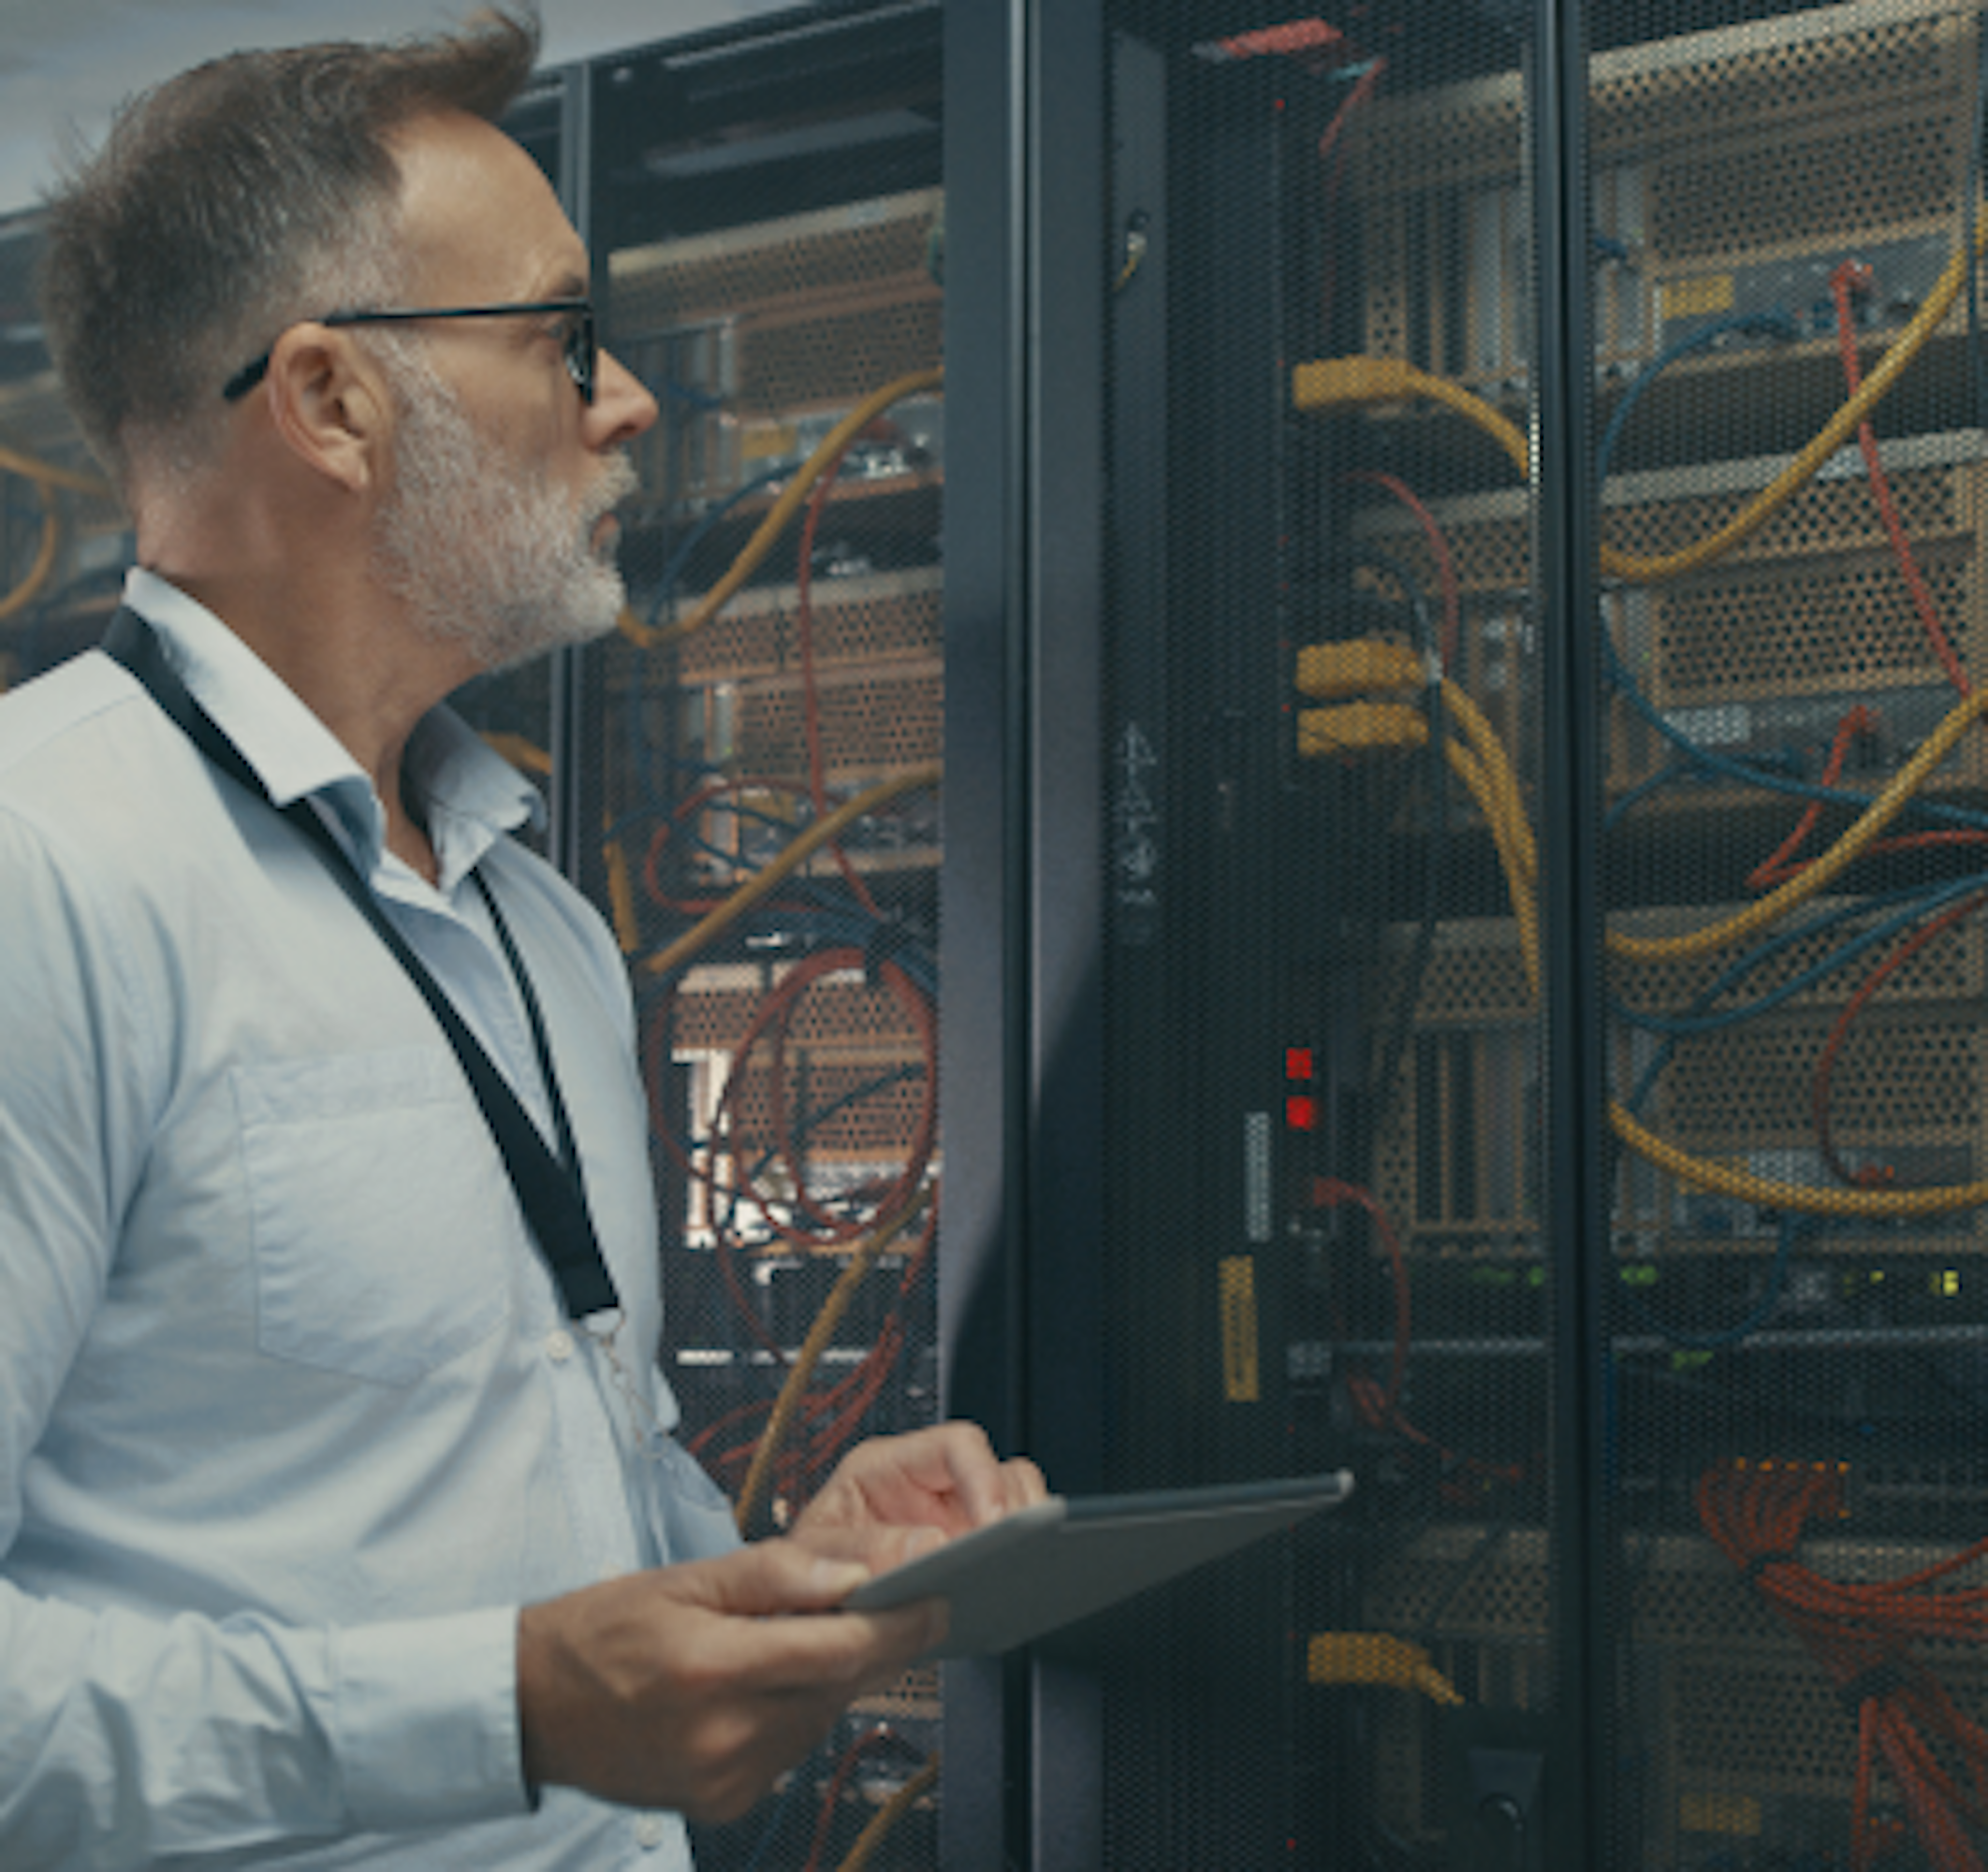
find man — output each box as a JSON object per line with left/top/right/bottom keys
{"left": 0, "top": 9, "right": 1041, "bottom": 1867}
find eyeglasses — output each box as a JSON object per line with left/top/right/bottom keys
{"left": 221, "top": 298, "right": 596, "bottom": 404}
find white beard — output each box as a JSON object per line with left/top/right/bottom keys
{"left": 372, "top": 352, "right": 638, "bottom": 672}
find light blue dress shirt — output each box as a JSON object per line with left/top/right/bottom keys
{"left": 0, "top": 570, "right": 739, "bottom": 1869}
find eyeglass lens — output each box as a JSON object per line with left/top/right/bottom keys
{"left": 564, "top": 308, "right": 597, "bottom": 403}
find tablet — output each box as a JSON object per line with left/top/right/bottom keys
{"left": 844, "top": 1471, "right": 1353, "bottom": 1658}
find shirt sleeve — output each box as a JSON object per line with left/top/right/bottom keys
{"left": 0, "top": 810, "right": 532, "bottom": 1865}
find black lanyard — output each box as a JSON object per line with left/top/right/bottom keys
{"left": 101, "top": 608, "right": 621, "bottom": 1322}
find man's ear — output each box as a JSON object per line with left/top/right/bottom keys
{"left": 259, "top": 324, "right": 391, "bottom": 495}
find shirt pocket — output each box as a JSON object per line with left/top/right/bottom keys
{"left": 648, "top": 1433, "right": 744, "bottom": 1563}
{"left": 232, "top": 1048, "right": 511, "bottom": 1386}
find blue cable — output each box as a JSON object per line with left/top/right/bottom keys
{"left": 623, "top": 462, "right": 801, "bottom": 812}
{"left": 1613, "top": 876, "right": 1987, "bottom": 1041}
{"left": 1598, "top": 309, "right": 1988, "bottom": 833}
{"left": 1609, "top": 886, "right": 1987, "bottom": 1351}
{"left": 641, "top": 463, "right": 798, "bottom": 637}
{"left": 1596, "top": 307, "right": 1796, "bottom": 484}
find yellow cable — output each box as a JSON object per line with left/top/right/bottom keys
{"left": 835, "top": 1757, "right": 940, "bottom": 1872}
{"left": 0, "top": 504, "right": 61, "bottom": 627}
{"left": 639, "top": 765, "right": 940, "bottom": 980}
{"left": 1445, "top": 737, "right": 1541, "bottom": 997}
{"left": 603, "top": 836, "right": 640, "bottom": 956}
{"left": 1608, "top": 685, "right": 1988, "bottom": 965}
{"left": 620, "top": 366, "right": 944, "bottom": 653}
{"left": 1452, "top": 720, "right": 1988, "bottom": 1213}
{"left": 1311, "top": 644, "right": 1988, "bottom": 1218}
{"left": 1598, "top": 212, "right": 1988, "bottom": 586}
{"left": 1317, "top": 647, "right": 1987, "bottom": 973}
{"left": 1607, "top": 1101, "right": 1988, "bottom": 1218}
{"left": 1307, "top": 1632, "right": 1465, "bottom": 1705}
{"left": 1292, "top": 356, "right": 1530, "bottom": 477}
{"left": 1295, "top": 207, "right": 1988, "bottom": 586}
{"left": 1443, "top": 680, "right": 1536, "bottom": 889}
{"left": 0, "top": 441, "right": 113, "bottom": 627}
{"left": 734, "top": 1181, "right": 932, "bottom": 1535}
{"left": 1295, "top": 699, "right": 1426, "bottom": 758}
{"left": 0, "top": 443, "right": 110, "bottom": 498}
{"left": 1294, "top": 636, "right": 1426, "bottom": 701}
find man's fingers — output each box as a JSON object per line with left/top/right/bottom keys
{"left": 672, "top": 1539, "right": 869, "bottom": 1616}
{"left": 661, "top": 1542, "right": 945, "bottom": 1688}
{"left": 911, "top": 1425, "right": 1049, "bottom": 1529}
{"left": 996, "top": 1455, "right": 1051, "bottom": 1516}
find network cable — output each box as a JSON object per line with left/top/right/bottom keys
{"left": 1298, "top": 191, "right": 1988, "bottom": 586}
{"left": 1307, "top": 641, "right": 1988, "bottom": 1220}
{"left": 619, "top": 367, "right": 942, "bottom": 652}
{"left": 0, "top": 439, "right": 112, "bottom": 625}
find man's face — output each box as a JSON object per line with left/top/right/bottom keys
{"left": 366, "top": 110, "right": 657, "bottom": 671}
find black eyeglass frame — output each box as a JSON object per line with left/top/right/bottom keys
{"left": 221, "top": 298, "right": 596, "bottom": 404}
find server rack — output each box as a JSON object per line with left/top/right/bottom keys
{"left": 577, "top": 9, "right": 952, "bottom": 1866}
{"left": 941, "top": 0, "right": 1988, "bottom": 1867}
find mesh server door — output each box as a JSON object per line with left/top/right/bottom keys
{"left": 1594, "top": 3, "right": 1988, "bottom": 1868}
{"left": 1093, "top": 8, "right": 1577, "bottom": 1864}
{"left": 1064, "top": 0, "right": 1988, "bottom": 1867}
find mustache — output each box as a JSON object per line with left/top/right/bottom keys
{"left": 585, "top": 452, "right": 641, "bottom": 526}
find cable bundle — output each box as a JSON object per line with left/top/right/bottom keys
{"left": 619, "top": 375, "right": 947, "bottom": 1542}
{"left": 1698, "top": 1459, "right": 1988, "bottom": 1869}
{"left": 1309, "top": 1178, "right": 1528, "bottom": 1500}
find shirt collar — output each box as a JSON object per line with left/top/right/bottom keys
{"left": 119, "top": 567, "right": 546, "bottom": 890}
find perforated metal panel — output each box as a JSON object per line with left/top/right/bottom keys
{"left": 1085, "top": 0, "right": 1988, "bottom": 1864}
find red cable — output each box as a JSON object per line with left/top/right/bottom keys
{"left": 1747, "top": 704, "right": 1879, "bottom": 892}
{"left": 694, "top": 1207, "right": 935, "bottom": 1503}
{"left": 1317, "top": 59, "right": 1386, "bottom": 331}
{"left": 1698, "top": 1461, "right": 1988, "bottom": 1868}
{"left": 641, "top": 773, "right": 824, "bottom": 915}
{"left": 1811, "top": 891, "right": 1988, "bottom": 1186}
{"left": 640, "top": 983, "right": 790, "bottom": 1362}
{"left": 646, "top": 404, "right": 942, "bottom": 1517}
{"left": 802, "top": 1729, "right": 923, "bottom": 1872}
{"left": 1830, "top": 260, "right": 1970, "bottom": 695}
{"left": 1749, "top": 263, "right": 1980, "bottom": 893}
{"left": 1309, "top": 1179, "right": 1525, "bottom": 1493}
{"left": 727, "top": 948, "right": 937, "bottom": 1248}
{"left": 1341, "top": 469, "right": 1462, "bottom": 673}
{"left": 765, "top": 956, "right": 938, "bottom": 1240}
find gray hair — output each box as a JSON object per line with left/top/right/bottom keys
{"left": 37, "top": 7, "right": 540, "bottom": 491}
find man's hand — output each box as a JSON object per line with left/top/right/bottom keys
{"left": 790, "top": 1423, "right": 1050, "bottom": 1574}
{"left": 516, "top": 1539, "right": 943, "bottom": 1822}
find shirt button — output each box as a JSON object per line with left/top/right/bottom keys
{"left": 634, "top": 1813, "right": 668, "bottom": 1850}
{"left": 544, "top": 1329, "right": 576, "bottom": 1363}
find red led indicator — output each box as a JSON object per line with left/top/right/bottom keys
{"left": 1286, "top": 1047, "right": 1316, "bottom": 1081}
{"left": 1286, "top": 1093, "right": 1320, "bottom": 1131}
